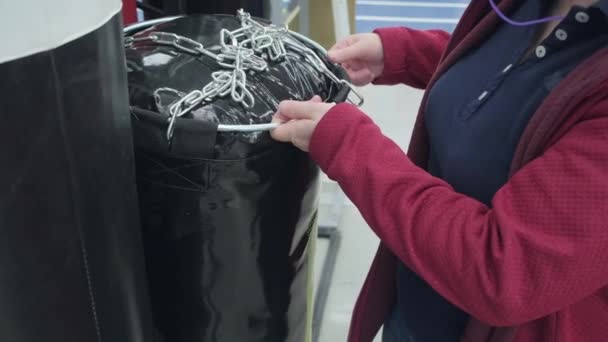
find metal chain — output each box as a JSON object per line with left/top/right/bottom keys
{"left": 126, "top": 9, "right": 362, "bottom": 141}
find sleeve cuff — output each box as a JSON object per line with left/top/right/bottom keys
{"left": 309, "top": 102, "right": 370, "bottom": 172}
{"left": 372, "top": 27, "right": 411, "bottom": 85}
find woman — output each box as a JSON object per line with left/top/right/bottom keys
{"left": 271, "top": 0, "right": 608, "bottom": 341}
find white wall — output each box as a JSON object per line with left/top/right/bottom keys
{"left": 0, "top": 0, "right": 122, "bottom": 63}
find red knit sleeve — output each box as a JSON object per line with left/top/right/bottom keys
{"left": 373, "top": 27, "right": 451, "bottom": 89}
{"left": 309, "top": 101, "right": 608, "bottom": 326}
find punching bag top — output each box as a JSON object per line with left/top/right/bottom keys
{"left": 125, "top": 10, "right": 362, "bottom": 160}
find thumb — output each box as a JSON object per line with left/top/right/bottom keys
{"left": 276, "top": 100, "right": 323, "bottom": 121}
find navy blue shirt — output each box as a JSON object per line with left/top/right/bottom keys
{"left": 384, "top": 1, "right": 608, "bottom": 341}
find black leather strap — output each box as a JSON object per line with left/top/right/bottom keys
{"left": 130, "top": 106, "right": 218, "bottom": 158}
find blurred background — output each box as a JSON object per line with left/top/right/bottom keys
{"left": 132, "top": 0, "right": 467, "bottom": 45}
{"left": 128, "top": 1, "right": 468, "bottom": 340}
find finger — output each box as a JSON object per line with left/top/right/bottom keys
{"left": 272, "top": 96, "right": 322, "bottom": 123}
{"left": 328, "top": 41, "right": 368, "bottom": 63}
{"left": 310, "top": 95, "right": 322, "bottom": 103}
{"left": 270, "top": 119, "right": 304, "bottom": 142}
{"left": 328, "top": 40, "right": 348, "bottom": 54}
{"left": 271, "top": 95, "right": 316, "bottom": 124}
{"left": 270, "top": 119, "right": 295, "bottom": 143}
{"left": 348, "top": 69, "right": 375, "bottom": 86}
{"left": 276, "top": 100, "right": 324, "bottom": 121}
{"left": 328, "top": 36, "right": 354, "bottom": 55}
{"left": 343, "top": 63, "right": 367, "bottom": 76}
{"left": 270, "top": 119, "right": 314, "bottom": 151}
{"left": 272, "top": 112, "right": 290, "bottom": 123}
{"left": 344, "top": 59, "right": 366, "bottom": 72}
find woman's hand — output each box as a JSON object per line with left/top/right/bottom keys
{"left": 270, "top": 96, "right": 335, "bottom": 152}
{"left": 328, "top": 33, "right": 384, "bottom": 86}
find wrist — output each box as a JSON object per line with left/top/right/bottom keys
{"left": 372, "top": 27, "right": 410, "bottom": 85}
{"left": 372, "top": 33, "right": 385, "bottom": 79}
{"left": 309, "top": 103, "right": 365, "bottom": 167}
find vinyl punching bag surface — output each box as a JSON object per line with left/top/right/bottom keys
{"left": 0, "top": 1, "right": 153, "bottom": 341}
{"left": 124, "top": 13, "right": 354, "bottom": 342}
{"left": 135, "top": 143, "right": 319, "bottom": 342}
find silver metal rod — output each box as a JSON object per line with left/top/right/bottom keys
{"left": 123, "top": 16, "right": 182, "bottom": 34}
{"left": 217, "top": 123, "right": 279, "bottom": 132}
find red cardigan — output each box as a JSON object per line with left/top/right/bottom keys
{"left": 308, "top": 0, "right": 608, "bottom": 341}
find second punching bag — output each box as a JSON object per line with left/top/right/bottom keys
{"left": 0, "top": 1, "right": 154, "bottom": 342}
{"left": 124, "top": 11, "right": 359, "bottom": 342}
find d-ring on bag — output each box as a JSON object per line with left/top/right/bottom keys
{"left": 124, "top": 10, "right": 362, "bottom": 342}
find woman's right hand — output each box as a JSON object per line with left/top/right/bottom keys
{"left": 328, "top": 33, "right": 384, "bottom": 86}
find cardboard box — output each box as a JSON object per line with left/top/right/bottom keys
{"left": 308, "top": 0, "right": 356, "bottom": 49}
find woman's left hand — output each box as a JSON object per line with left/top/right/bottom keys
{"left": 271, "top": 95, "right": 336, "bottom": 152}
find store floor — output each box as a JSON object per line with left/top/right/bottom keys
{"left": 314, "top": 84, "right": 424, "bottom": 342}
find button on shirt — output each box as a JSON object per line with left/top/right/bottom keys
{"left": 384, "top": 1, "right": 608, "bottom": 341}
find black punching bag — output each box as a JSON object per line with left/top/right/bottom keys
{"left": 0, "top": 1, "right": 153, "bottom": 341}
{"left": 124, "top": 13, "right": 354, "bottom": 342}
